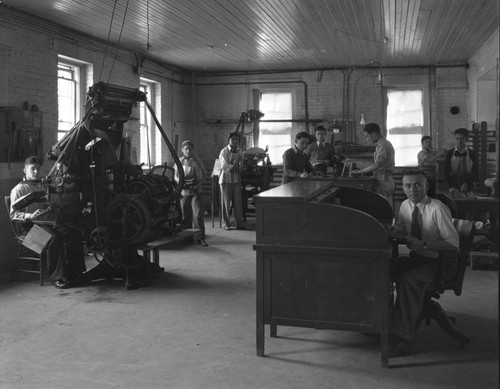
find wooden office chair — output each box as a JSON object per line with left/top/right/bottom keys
{"left": 4, "top": 195, "right": 46, "bottom": 285}
{"left": 417, "top": 218, "right": 475, "bottom": 346}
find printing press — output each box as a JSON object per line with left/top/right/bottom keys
{"left": 31, "top": 82, "right": 185, "bottom": 288}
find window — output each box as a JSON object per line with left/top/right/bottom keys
{"left": 258, "top": 91, "right": 293, "bottom": 164}
{"left": 57, "top": 63, "right": 79, "bottom": 140}
{"left": 139, "top": 79, "right": 161, "bottom": 167}
{"left": 57, "top": 57, "right": 91, "bottom": 141}
{"left": 386, "top": 89, "right": 424, "bottom": 166}
{"left": 383, "top": 75, "right": 430, "bottom": 167}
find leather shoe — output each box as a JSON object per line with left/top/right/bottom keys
{"left": 388, "top": 338, "right": 410, "bottom": 357}
{"left": 53, "top": 279, "right": 70, "bottom": 289}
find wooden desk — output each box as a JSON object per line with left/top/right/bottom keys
{"left": 438, "top": 192, "right": 499, "bottom": 243}
{"left": 253, "top": 180, "right": 393, "bottom": 367}
{"left": 308, "top": 176, "right": 376, "bottom": 191}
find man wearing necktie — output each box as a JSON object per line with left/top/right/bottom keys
{"left": 444, "top": 128, "right": 479, "bottom": 195}
{"left": 388, "top": 170, "right": 459, "bottom": 356}
{"left": 306, "top": 126, "right": 335, "bottom": 176}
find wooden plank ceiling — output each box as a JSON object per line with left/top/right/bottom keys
{"left": 1, "top": 0, "right": 498, "bottom": 73}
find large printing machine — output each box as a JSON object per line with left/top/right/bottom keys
{"left": 28, "top": 82, "right": 185, "bottom": 289}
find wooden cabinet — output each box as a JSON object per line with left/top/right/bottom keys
{"left": 0, "top": 107, "right": 43, "bottom": 164}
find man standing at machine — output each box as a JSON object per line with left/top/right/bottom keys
{"left": 174, "top": 140, "right": 208, "bottom": 246}
{"left": 10, "top": 156, "right": 86, "bottom": 289}
{"left": 218, "top": 132, "right": 245, "bottom": 230}
{"left": 352, "top": 123, "right": 395, "bottom": 205}
{"left": 282, "top": 131, "right": 314, "bottom": 184}
{"left": 306, "top": 125, "right": 335, "bottom": 176}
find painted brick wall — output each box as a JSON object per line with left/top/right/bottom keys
{"left": 467, "top": 29, "right": 499, "bottom": 123}
{"left": 436, "top": 66, "right": 469, "bottom": 149}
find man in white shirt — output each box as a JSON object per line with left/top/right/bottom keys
{"left": 352, "top": 123, "right": 395, "bottom": 205}
{"left": 218, "top": 132, "right": 245, "bottom": 230}
{"left": 389, "top": 169, "right": 459, "bottom": 356}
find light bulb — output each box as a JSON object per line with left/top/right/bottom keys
{"left": 360, "top": 113, "right": 366, "bottom": 125}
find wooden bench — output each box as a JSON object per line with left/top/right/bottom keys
{"left": 141, "top": 229, "right": 200, "bottom": 270}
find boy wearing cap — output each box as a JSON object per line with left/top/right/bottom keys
{"left": 174, "top": 140, "right": 208, "bottom": 246}
{"left": 218, "top": 132, "right": 245, "bottom": 230}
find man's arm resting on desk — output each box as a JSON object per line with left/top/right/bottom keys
{"left": 406, "top": 237, "right": 458, "bottom": 252}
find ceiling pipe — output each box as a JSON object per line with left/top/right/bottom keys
{"left": 194, "top": 63, "right": 468, "bottom": 78}
{"left": 195, "top": 80, "right": 310, "bottom": 127}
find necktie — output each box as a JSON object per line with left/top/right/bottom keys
{"left": 411, "top": 205, "right": 422, "bottom": 240}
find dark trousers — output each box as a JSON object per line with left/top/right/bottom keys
{"left": 44, "top": 226, "right": 86, "bottom": 282}
{"left": 220, "top": 183, "right": 243, "bottom": 228}
{"left": 390, "top": 252, "right": 439, "bottom": 341}
{"left": 180, "top": 192, "right": 206, "bottom": 240}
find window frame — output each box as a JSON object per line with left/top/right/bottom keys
{"left": 139, "top": 77, "right": 160, "bottom": 167}
{"left": 256, "top": 88, "right": 296, "bottom": 165}
{"left": 57, "top": 56, "right": 91, "bottom": 141}
{"left": 383, "top": 75, "right": 431, "bottom": 167}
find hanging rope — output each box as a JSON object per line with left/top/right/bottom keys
{"left": 97, "top": 0, "right": 118, "bottom": 81}
{"left": 107, "top": 0, "right": 131, "bottom": 84}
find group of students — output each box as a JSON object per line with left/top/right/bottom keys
{"left": 282, "top": 123, "right": 478, "bottom": 203}
{"left": 173, "top": 131, "right": 247, "bottom": 244}
{"left": 282, "top": 123, "right": 397, "bottom": 203}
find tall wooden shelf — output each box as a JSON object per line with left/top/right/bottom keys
{"left": 0, "top": 107, "right": 43, "bottom": 166}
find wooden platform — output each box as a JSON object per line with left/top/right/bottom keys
{"left": 141, "top": 229, "right": 200, "bottom": 269}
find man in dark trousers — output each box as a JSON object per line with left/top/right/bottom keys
{"left": 388, "top": 170, "right": 459, "bottom": 356}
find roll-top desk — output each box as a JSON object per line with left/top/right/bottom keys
{"left": 253, "top": 180, "right": 393, "bottom": 367}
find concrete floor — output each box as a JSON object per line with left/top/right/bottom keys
{"left": 0, "top": 220, "right": 498, "bottom": 389}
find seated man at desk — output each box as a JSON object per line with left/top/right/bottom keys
{"left": 444, "top": 128, "right": 479, "bottom": 195}
{"left": 282, "top": 131, "right": 314, "bottom": 185}
{"left": 10, "top": 156, "right": 86, "bottom": 289}
{"left": 306, "top": 125, "right": 335, "bottom": 176}
{"left": 388, "top": 169, "right": 459, "bottom": 356}
{"left": 351, "top": 123, "right": 395, "bottom": 205}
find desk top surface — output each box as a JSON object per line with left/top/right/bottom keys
{"left": 438, "top": 191, "right": 498, "bottom": 203}
{"left": 254, "top": 180, "right": 335, "bottom": 203}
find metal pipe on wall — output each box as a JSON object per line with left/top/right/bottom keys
{"left": 194, "top": 80, "right": 310, "bottom": 126}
